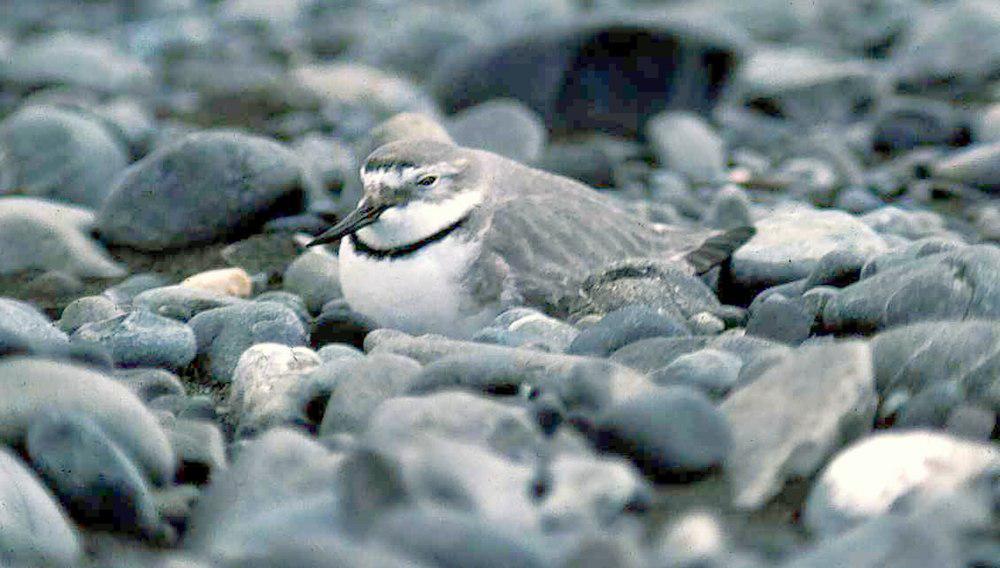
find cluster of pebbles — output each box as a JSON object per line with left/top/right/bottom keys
{"left": 0, "top": 0, "right": 998, "bottom": 566}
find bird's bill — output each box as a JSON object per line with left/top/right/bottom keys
{"left": 307, "top": 202, "right": 389, "bottom": 246}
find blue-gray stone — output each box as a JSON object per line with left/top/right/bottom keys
{"left": 190, "top": 302, "right": 308, "bottom": 383}
{"left": 650, "top": 348, "right": 742, "bottom": 399}
{"left": 72, "top": 309, "right": 197, "bottom": 370}
{"left": 567, "top": 305, "right": 690, "bottom": 357}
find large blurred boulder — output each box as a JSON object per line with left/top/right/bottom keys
{"left": 432, "top": 13, "right": 746, "bottom": 139}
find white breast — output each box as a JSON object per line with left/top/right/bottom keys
{"left": 338, "top": 234, "right": 498, "bottom": 338}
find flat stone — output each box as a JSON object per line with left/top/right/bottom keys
{"left": 97, "top": 130, "right": 311, "bottom": 250}
{"left": 804, "top": 431, "right": 998, "bottom": 537}
{"left": 566, "top": 305, "right": 690, "bottom": 357}
{"left": 650, "top": 348, "right": 743, "bottom": 399}
{"left": 72, "top": 309, "right": 197, "bottom": 370}
{"left": 471, "top": 307, "right": 578, "bottom": 353}
{"left": 0, "top": 447, "right": 81, "bottom": 566}
{"left": 0, "top": 197, "right": 126, "bottom": 278}
{"left": 720, "top": 341, "right": 877, "bottom": 509}
{"left": 190, "top": 302, "right": 309, "bottom": 383}
{"left": 823, "top": 245, "right": 1000, "bottom": 333}
{"left": 731, "top": 208, "right": 887, "bottom": 290}
{"left": 745, "top": 295, "right": 814, "bottom": 345}
{"left": 0, "top": 357, "right": 175, "bottom": 485}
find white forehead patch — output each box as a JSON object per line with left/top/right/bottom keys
{"left": 360, "top": 166, "right": 421, "bottom": 189}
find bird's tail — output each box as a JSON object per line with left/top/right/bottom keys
{"left": 685, "top": 226, "right": 756, "bottom": 274}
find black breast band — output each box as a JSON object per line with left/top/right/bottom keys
{"left": 349, "top": 215, "right": 469, "bottom": 260}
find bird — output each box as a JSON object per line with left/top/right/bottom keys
{"left": 308, "top": 138, "right": 754, "bottom": 338}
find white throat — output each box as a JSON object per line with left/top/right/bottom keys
{"left": 355, "top": 190, "right": 484, "bottom": 249}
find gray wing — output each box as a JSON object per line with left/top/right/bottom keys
{"left": 468, "top": 157, "right": 718, "bottom": 315}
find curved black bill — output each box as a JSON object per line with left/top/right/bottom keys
{"left": 306, "top": 202, "right": 389, "bottom": 247}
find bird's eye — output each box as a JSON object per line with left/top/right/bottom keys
{"left": 416, "top": 175, "right": 438, "bottom": 187}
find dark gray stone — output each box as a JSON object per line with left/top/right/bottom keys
{"left": 190, "top": 301, "right": 309, "bottom": 383}
{"left": 595, "top": 385, "right": 732, "bottom": 482}
{"left": 26, "top": 412, "right": 168, "bottom": 542}
{"left": 0, "top": 357, "right": 175, "bottom": 485}
{"left": 0, "top": 447, "right": 81, "bottom": 566}
{"left": 72, "top": 309, "right": 197, "bottom": 370}
{"left": 0, "top": 104, "right": 129, "bottom": 207}
{"left": 650, "top": 348, "right": 742, "bottom": 399}
{"left": 98, "top": 130, "right": 311, "bottom": 250}
{"left": 254, "top": 291, "right": 311, "bottom": 324}
{"left": 447, "top": 99, "right": 546, "bottom": 164}
{"left": 567, "top": 305, "right": 690, "bottom": 357}
{"left": 721, "top": 341, "right": 876, "bottom": 509}
{"left": 872, "top": 98, "right": 970, "bottom": 155}
{"left": 823, "top": 245, "right": 1000, "bottom": 333}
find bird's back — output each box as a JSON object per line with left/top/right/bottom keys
{"left": 464, "top": 149, "right": 723, "bottom": 314}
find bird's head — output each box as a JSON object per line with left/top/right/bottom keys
{"left": 307, "top": 139, "right": 483, "bottom": 249}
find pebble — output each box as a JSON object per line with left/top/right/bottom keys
{"left": 646, "top": 111, "right": 726, "bottom": 184}
{"left": 366, "top": 391, "right": 546, "bottom": 462}
{"left": 730, "top": 208, "right": 887, "bottom": 292}
{"left": 370, "top": 330, "right": 655, "bottom": 411}
{"left": 26, "top": 412, "right": 168, "bottom": 542}
{"left": 609, "top": 336, "right": 712, "bottom": 373}
{"left": 0, "top": 447, "right": 82, "bottom": 566}
{"left": 311, "top": 302, "right": 379, "bottom": 349}
{"left": 703, "top": 185, "right": 754, "bottom": 230}
{"left": 254, "top": 290, "right": 311, "bottom": 324}
{"left": 567, "top": 305, "right": 691, "bottom": 357}
{"left": 0, "top": 357, "right": 176, "bottom": 485}
{"left": 72, "top": 309, "right": 197, "bottom": 370}
{"left": 594, "top": 386, "right": 732, "bottom": 482}
{"left": 804, "top": 431, "right": 998, "bottom": 537}
{"left": 823, "top": 245, "right": 1000, "bottom": 332}
{"left": 189, "top": 301, "right": 309, "bottom": 383}
{"left": 371, "top": 505, "right": 549, "bottom": 568}
{"left": 102, "top": 273, "right": 170, "bottom": 308}
{"left": 745, "top": 295, "right": 814, "bottom": 345}
{"left": 132, "top": 285, "right": 246, "bottom": 322}
{"left": 931, "top": 142, "right": 1000, "bottom": 194}
{"left": 159, "top": 416, "right": 226, "bottom": 485}
{"left": 184, "top": 428, "right": 342, "bottom": 556}
{"left": 113, "top": 368, "right": 186, "bottom": 402}
{"left": 472, "top": 307, "right": 579, "bottom": 353}
{"left": 0, "top": 196, "right": 126, "bottom": 278}
{"left": 0, "top": 32, "right": 152, "bottom": 94}
{"left": 0, "top": 104, "right": 129, "bottom": 207}
{"left": 282, "top": 248, "right": 342, "bottom": 314}
{"left": 97, "top": 130, "right": 312, "bottom": 250}
{"left": 871, "top": 320, "right": 999, "bottom": 414}
{"left": 720, "top": 341, "right": 877, "bottom": 509}
{"left": 316, "top": 343, "right": 365, "bottom": 363}
{"left": 0, "top": 296, "right": 69, "bottom": 349}
{"left": 650, "top": 348, "right": 743, "bottom": 398}
{"left": 447, "top": 98, "right": 546, "bottom": 164}
{"left": 228, "top": 343, "right": 322, "bottom": 436}
{"left": 180, "top": 267, "right": 253, "bottom": 298}
{"left": 871, "top": 98, "right": 969, "bottom": 155}
{"left": 318, "top": 353, "right": 422, "bottom": 435}
{"left": 58, "top": 295, "right": 123, "bottom": 334}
